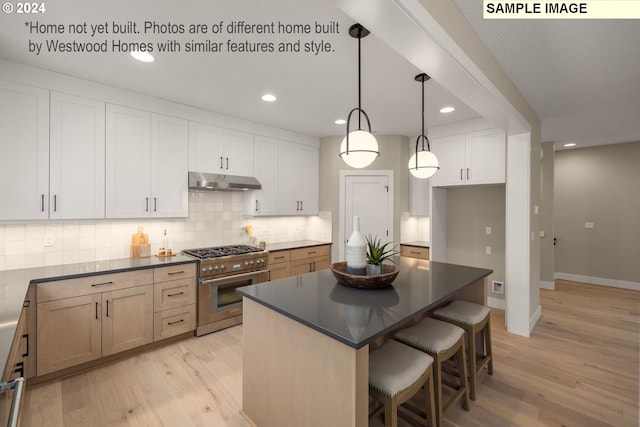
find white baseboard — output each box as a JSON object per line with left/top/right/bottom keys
{"left": 554, "top": 272, "right": 640, "bottom": 291}
{"left": 530, "top": 304, "right": 542, "bottom": 332}
{"left": 487, "top": 297, "right": 506, "bottom": 310}
{"left": 539, "top": 281, "right": 555, "bottom": 290}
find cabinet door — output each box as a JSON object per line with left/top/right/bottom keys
{"left": 278, "top": 141, "right": 319, "bottom": 215}
{"left": 37, "top": 294, "right": 102, "bottom": 375}
{"left": 106, "top": 104, "right": 151, "bottom": 218}
{"left": 50, "top": 92, "right": 105, "bottom": 219}
{"left": 102, "top": 285, "right": 153, "bottom": 357}
{"left": 430, "top": 134, "right": 466, "bottom": 187}
{"left": 244, "top": 135, "right": 279, "bottom": 216}
{"left": 151, "top": 114, "right": 188, "bottom": 217}
{"left": 188, "top": 121, "right": 224, "bottom": 174}
{"left": 224, "top": 129, "right": 254, "bottom": 176}
{"left": 0, "top": 80, "right": 49, "bottom": 220}
{"left": 466, "top": 129, "right": 506, "bottom": 185}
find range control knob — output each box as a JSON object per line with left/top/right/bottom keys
{"left": 249, "top": 260, "right": 255, "bottom": 265}
{"left": 208, "top": 266, "right": 214, "bottom": 271}
{"left": 220, "top": 265, "right": 225, "bottom": 270}
{"left": 214, "top": 265, "right": 219, "bottom": 271}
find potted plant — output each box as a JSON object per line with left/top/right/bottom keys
{"left": 365, "top": 234, "right": 399, "bottom": 276}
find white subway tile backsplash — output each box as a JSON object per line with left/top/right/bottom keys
{"left": 0, "top": 192, "right": 332, "bottom": 271}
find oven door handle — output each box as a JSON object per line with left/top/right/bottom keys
{"left": 199, "top": 269, "right": 269, "bottom": 285}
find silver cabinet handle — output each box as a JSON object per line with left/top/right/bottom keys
{"left": 460, "top": 169, "right": 463, "bottom": 180}
{"left": 41, "top": 194, "right": 45, "bottom": 212}
{"left": 53, "top": 195, "right": 57, "bottom": 212}
{"left": 220, "top": 156, "right": 224, "bottom": 169}
{"left": 255, "top": 200, "right": 258, "bottom": 212}
{"left": 226, "top": 157, "right": 229, "bottom": 170}
{"left": 154, "top": 197, "right": 157, "bottom": 212}
{"left": 145, "top": 197, "right": 149, "bottom": 212}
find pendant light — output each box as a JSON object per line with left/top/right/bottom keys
{"left": 340, "top": 23, "right": 379, "bottom": 169}
{"left": 408, "top": 73, "right": 439, "bottom": 179}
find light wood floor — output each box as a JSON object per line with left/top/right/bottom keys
{"left": 20, "top": 280, "right": 639, "bottom": 426}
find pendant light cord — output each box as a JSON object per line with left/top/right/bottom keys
{"left": 421, "top": 77, "right": 425, "bottom": 151}
{"left": 357, "top": 27, "right": 362, "bottom": 130}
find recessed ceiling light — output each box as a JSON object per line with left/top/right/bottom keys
{"left": 261, "top": 94, "right": 277, "bottom": 102}
{"left": 335, "top": 119, "right": 346, "bottom": 125}
{"left": 563, "top": 143, "right": 577, "bottom": 147}
{"left": 130, "top": 51, "right": 155, "bottom": 63}
{"left": 439, "top": 106, "right": 455, "bottom": 114}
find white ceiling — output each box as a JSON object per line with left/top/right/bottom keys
{"left": 453, "top": 0, "right": 640, "bottom": 150}
{"left": 1, "top": 0, "right": 639, "bottom": 150}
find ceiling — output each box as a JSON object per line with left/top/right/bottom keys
{"left": 1, "top": 0, "right": 639, "bottom": 150}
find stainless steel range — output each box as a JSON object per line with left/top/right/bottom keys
{"left": 183, "top": 245, "right": 269, "bottom": 336}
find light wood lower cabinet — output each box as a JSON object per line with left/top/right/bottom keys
{"left": 102, "top": 285, "right": 153, "bottom": 356}
{"left": 400, "top": 245, "right": 430, "bottom": 260}
{"left": 270, "top": 245, "right": 331, "bottom": 278}
{"left": 268, "top": 250, "right": 291, "bottom": 281}
{"left": 36, "top": 269, "right": 154, "bottom": 375}
{"left": 152, "top": 264, "right": 196, "bottom": 341}
{"left": 37, "top": 293, "right": 102, "bottom": 375}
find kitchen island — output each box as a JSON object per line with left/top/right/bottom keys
{"left": 237, "top": 257, "right": 492, "bottom": 427}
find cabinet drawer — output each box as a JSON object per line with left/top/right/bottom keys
{"left": 401, "top": 246, "right": 430, "bottom": 260}
{"left": 268, "top": 250, "right": 290, "bottom": 264}
{"left": 290, "top": 245, "right": 330, "bottom": 262}
{"left": 154, "top": 305, "right": 196, "bottom": 341}
{"left": 154, "top": 263, "right": 196, "bottom": 283}
{"left": 37, "top": 269, "right": 154, "bottom": 302}
{"left": 269, "top": 262, "right": 291, "bottom": 281}
{"left": 154, "top": 278, "right": 196, "bottom": 312}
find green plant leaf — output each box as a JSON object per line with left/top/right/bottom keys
{"left": 365, "top": 234, "right": 399, "bottom": 265}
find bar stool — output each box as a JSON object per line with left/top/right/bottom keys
{"left": 433, "top": 300, "right": 493, "bottom": 400}
{"left": 394, "top": 318, "right": 470, "bottom": 426}
{"left": 369, "top": 340, "right": 437, "bottom": 427}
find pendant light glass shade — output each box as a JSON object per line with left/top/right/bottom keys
{"left": 340, "top": 24, "right": 379, "bottom": 169}
{"left": 409, "top": 73, "right": 439, "bottom": 179}
{"left": 408, "top": 145, "right": 439, "bottom": 178}
{"left": 340, "top": 130, "right": 379, "bottom": 168}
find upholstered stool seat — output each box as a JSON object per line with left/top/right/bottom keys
{"left": 395, "top": 318, "right": 470, "bottom": 426}
{"left": 369, "top": 340, "right": 437, "bottom": 427}
{"left": 433, "top": 300, "right": 493, "bottom": 400}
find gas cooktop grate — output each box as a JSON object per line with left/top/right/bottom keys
{"left": 183, "top": 245, "right": 263, "bottom": 259}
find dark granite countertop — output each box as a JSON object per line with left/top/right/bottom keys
{"left": 400, "top": 241, "right": 430, "bottom": 248}
{"left": 0, "top": 255, "right": 196, "bottom": 375}
{"left": 265, "top": 240, "right": 331, "bottom": 252}
{"left": 237, "top": 257, "right": 492, "bottom": 349}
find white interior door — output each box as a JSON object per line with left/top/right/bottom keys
{"left": 340, "top": 171, "right": 394, "bottom": 261}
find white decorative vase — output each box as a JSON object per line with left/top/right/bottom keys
{"left": 346, "top": 216, "right": 367, "bottom": 275}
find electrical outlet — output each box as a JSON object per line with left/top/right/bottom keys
{"left": 585, "top": 222, "right": 594, "bottom": 230}
{"left": 44, "top": 236, "right": 54, "bottom": 247}
{"left": 485, "top": 246, "right": 492, "bottom": 255}
{"left": 492, "top": 280, "right": 504, "bottom": 294}
{"left": 485, "top": 226, "right": 492, "bottom": 235}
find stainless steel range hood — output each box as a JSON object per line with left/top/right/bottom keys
{"left": 188, "top": 171, "right": 261, "bottom": 191}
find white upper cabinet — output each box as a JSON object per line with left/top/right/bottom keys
{"left": 151, "top": 114, "right": 189, "bottom": 218}
{"left": 106, "top": 104, "right": 188, "bottom": 218}
{"left": 224, "top": 129, "right": 254, "bottom": 176}
{"left": 106, "top": 104, "right": 152, "bottom": 218}
{"left": 188, "top": 122, "right": 254, "bottom": 176}
{"left": 50, "top": 92, "right": 106, "bottom": 219}
{"left": 244, "top": 135, "right": 279, "bottom": 216}
{"left": 431, "top": 128, "right": 505, "bottom": 187}
{"left": 278, "top": 141, "right": 319, "bottom": 215}
{"left": 244, "top": 139, "right": 319, "bottom": 216}
{"left": 0, "top": 80, "right": 49, "bottom": 220}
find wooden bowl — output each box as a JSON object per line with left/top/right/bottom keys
{"left": 330, "top": 262, "right": 399, "bottom": 289}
